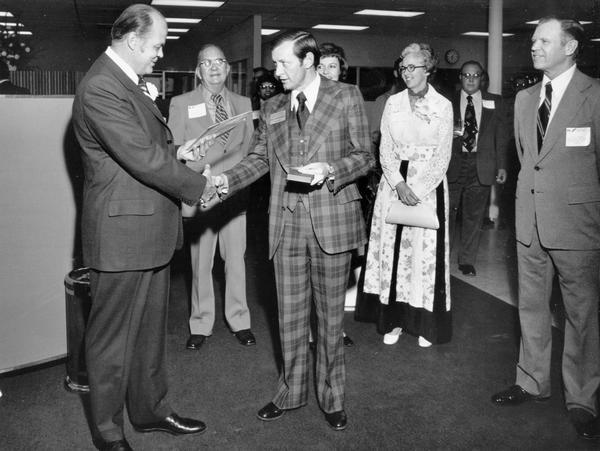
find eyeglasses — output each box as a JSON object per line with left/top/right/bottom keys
{"left": 461, "top": 73, "right": 482, "bottom": 79}
{"left": 259, "top": 83, "right": 276, "bottom": 89}
{"left": 198, "top": 58, "right": 227, "bottom": 68}
{"left": 399, "top": 64, "right": 426, "bottom": 73}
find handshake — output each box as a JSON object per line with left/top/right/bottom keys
{"left": 199, "top": 165, "right": 228, "bottom": 210}
{"left": 177, "top": 134, "right": 228, "bottom": 210}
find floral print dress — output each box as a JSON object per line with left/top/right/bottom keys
{"left": 363, "top": 85, "right": 453, "bottom": 343}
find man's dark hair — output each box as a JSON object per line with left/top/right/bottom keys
{"left": 538, "top": 16, "right": 586, "bottom": 59}
{"left": 111, "top": 4, "right": 160, "bottom": 41}
{"left": 271, "top": 30, "right": 320, "bottom": 69}
{"left": 460, "top": 60, "right": 484, "bottom": 74}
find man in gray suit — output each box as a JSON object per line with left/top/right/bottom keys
{"left": 491, "top": 17, "right": 600, "bottom": 441}
{"left": 169, "top": 44, "right": 255, "bottom": 351}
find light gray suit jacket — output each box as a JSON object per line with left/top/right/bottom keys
{"left": 514, "top": 68, "right": 600, "bottom": 250}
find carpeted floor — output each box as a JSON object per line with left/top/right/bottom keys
{"left": 0, "top": 206, "right": 597, "bottom": 450}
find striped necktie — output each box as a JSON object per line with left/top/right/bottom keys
{"left": 537, "top": 82, "right": 552, "bottom": 152}
{"left": 138, "top": 76, "right": 150, "bottom": 97}
{"left": 211, "top": 93, "right": 229, "bottom": 144}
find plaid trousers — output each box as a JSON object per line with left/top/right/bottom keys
{"left": 272, "top": 202, "right": 351, "bottom": 413}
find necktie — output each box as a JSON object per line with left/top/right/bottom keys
{"left": 463, "top": 95, "right": 478, "bottom": 152}
{"left": 138, "top": 76, "right": 150, "bottom": 97}
{"left": 211, "top": 93, "right": 229, "bottom": 144}
{"left": 537, "top": 82, "right": 552, "bottom": 152}
{"left": 296, "top": 92, "right": 309, "bottom": 130}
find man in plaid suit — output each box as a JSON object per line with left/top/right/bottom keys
{"left": 216, "top": 30, "right": 373, "bottom": 430}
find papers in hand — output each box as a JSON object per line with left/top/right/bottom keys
{"left": 179, "top": 110, "right": 251, "bottom": 158}
{"left": 286, "top": 167, "right": 314, "bottom": 184}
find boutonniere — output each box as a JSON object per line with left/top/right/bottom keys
{"left": 147, "top": 82, "right": 159, "bottom": 101}
{"left": 413, "top": 97, "right": 439, "bottom": 124}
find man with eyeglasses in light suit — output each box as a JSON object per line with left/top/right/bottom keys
{"left": 168, "top": 44, "right": 255, "bottom": 351}
{"left": 447, "top": 60, "right": 509, "bottom": 277}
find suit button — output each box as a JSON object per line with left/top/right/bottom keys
{"left": 534, "top": 166, "right": 540, "bottom": 171}
{"left": 531, "top": 189, "right": 534, "bottom": 194}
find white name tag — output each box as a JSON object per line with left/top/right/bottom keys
{"left": 566, "top": 127, "right": 591, "bottom": 147}
{"left": 252, "top": 110, "right": 260, "bottom": 120}
{"left": 482, "top": 99, "right": 495, "bottom": 109}
{"left": 188, "top": 103, "right": 207, "bottom": 119}
{"left": 269, "top": 110, "right": 286, "bottom": 125}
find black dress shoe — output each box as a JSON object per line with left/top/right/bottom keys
{"left": 186, "top": 334, "right": 207, "bottom": 350}
{"left": 325, "top": 410, "right": 347, "bottom": 431}
{"left": 234, "top": 329, "right": 256, "bottom": 346}
{"left": 257, "top": 402, "right": 285, "bottom": 421}
{"left": 458, "top": 264, "right": 476, "bottom": 276}
{"left": 133, "top": 413, "right": 206, "bottom": 435}
{"left": 98, "top": 439, "right": 132, "bottom": 451}
{"left": 491, "top": 385, "right": 549, "bottom": 405}
{"left": 343, "top": 334, "right": 354, "bottom": 347}
{"left": 573, "top": 417, "right": 600, "bottom": 440}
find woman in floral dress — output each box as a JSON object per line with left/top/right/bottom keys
{"left": 363, "top": 43, "right": 453, "bottom": 347}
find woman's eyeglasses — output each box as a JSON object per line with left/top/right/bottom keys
{"left": 198, "top": 58, "right": 227, "bottom": 68}
{"left": 398, "top": 64, "right": 426, "bottom": 73}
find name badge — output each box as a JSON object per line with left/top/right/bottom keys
{"left": 252, "top": 110, "right": 260, "bottom": 120}
{"left": 269, "top": 110, "right": 286, "bottom": 125}
{"left": 566, "top": 127, "right": 591, "bottom": 147}
{"left": 188, "top": 103, "right": 207, "bottom": 119}
{"left": 482, "top": 99, "right": 495, "bottom": 109}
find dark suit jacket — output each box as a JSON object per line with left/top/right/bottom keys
{"left": 0, "top": 80, "right": 29, "bottom": 94}
{"left": 514, "top": 68, "right": 600, "bottom": 250}
{"left": 224, "top": 76, "right": 374, "bottom": 258}
{"left": 72, "top": 53, "right": 207, "bottom": 271}
{"left": 447, "top": 91, "right": 509, "bottom": 185}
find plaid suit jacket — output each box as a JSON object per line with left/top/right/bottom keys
{"left": 224, "top": 76, "right": 374, "bottom": 258}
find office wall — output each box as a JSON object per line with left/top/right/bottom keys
{"left": 0, "top": 96, "right": 79, "bottom": 373}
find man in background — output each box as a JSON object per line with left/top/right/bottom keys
{"left": 169, "top": 44, "right": 255, "bottom": 351}
{"left": 448, "top": 60, "right": 509, "bottom": 277}
{"left": 0, "top": 60, "right": 29, "bottom": 94}
{"left": 491, "top": 17, "right": 600, "bottom": 441}
{"left": 72, "top": 4, "right": 212, "bottom": 449}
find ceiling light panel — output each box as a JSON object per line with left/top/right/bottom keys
{"left": 151, "top": 1, "right": 223, "bottom": 7}
{"left": 462, "top": 31, "right": 514, "bottom": 37}
{"left": 165, "top": 18, "right": 202, "bottom": 23}
{"left": 261, "top": 28, "right": 280, "bottom": 36}
{"left": 313, "top": 24, "right": 369, "bottom": 31}
{"left": 354, "top": 9, "right": 424, "bottom": 17}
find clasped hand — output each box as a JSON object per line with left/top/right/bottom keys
{"left": 396, "top": 181, "right": 420, "bottom": 206}
{"left": 199, "top": 164, "right": 228, "bottom": 210}
{"left": 297, "top": 162, "right": 329, "bottom": 186}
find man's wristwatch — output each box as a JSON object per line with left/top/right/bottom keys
{"left": 326, "top": 164, "right": 335, "bottom": 181}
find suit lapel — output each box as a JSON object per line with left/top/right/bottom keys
{"left": 268, "top": 93, "right": 292, "bottom": 165}
{"left": 521, "top": 85, "right": 541, "bottom": 159}
{"left": 100, "top": 54, "right": 167, "bottom": 126}
{"left": 540, "top": 70, "right": 588, "bottom": 159}
{"left": 479, "top": 93, "right": 494, "bottom": 137}
{"left": 305, "top": 77, "right": 339, "bottom": 161}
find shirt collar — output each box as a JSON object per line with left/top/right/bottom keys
{"left": 105, "top": 46, "right": 139, "bottom": 85}
{"left": 541, "top": 64, "right": 576, "bottom": 99}
{"left": 461, "top": 89, "right": 482, "bottom": 102}
{"left": 291, "top": 72, "right": 320, "bottom": 112}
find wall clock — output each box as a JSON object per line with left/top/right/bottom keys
{"left": 445, "top": 49, "right": 460, "bottom": 65}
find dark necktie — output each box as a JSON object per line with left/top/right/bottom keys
{"left": 537, "top": 82, "right": 552, "bottom": 152}
{"left": 138, "top": 76, "right": 150, "bottom": 97}
{"left": 211, "top": 93, "right": 229, "bottom": 144}
{"left": 296, "top": 92, "right": 309, "bottom": 130}
{"left": 463, "top": 95, "right": 478, "bottom": 152}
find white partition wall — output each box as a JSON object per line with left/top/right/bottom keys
{"left": 0, "top": 96, "right": 79, "bottom": 373}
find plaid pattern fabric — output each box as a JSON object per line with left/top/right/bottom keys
{"left": 536, "top": 82, "right": 552, "bottom": 152}
{"left": 271, "top": 203, "right": 350, "bottom": 412}
{"left": 211, "top": 93, "right": 230, "bottom": 144}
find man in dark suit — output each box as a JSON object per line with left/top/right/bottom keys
{"left": 168, "top": 44, "right": 255, "bottom": 351}
{"left": 72, "top": 5, "right": 213, "bottom": 450}
{"left": 214, "top": 31, "right": 373, "bottom": 430}
{"left": 0, "top": 61, "right": 29, "bottom": 94}
{"left": 448, "top": 60, "right": 509, "bottom": 276}
{"left": 491, "top": 17, "right": 600, "bottom": 441}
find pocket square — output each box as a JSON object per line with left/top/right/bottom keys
{"left": 385, "top": 200, "right": 439, "bottom": 229}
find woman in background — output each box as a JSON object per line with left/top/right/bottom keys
{"left": 363, "top": 43, "right": 453, "bottom": 347}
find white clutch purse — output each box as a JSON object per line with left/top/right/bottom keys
{"left": 385, "top": 200, "right": 439, "bottom": 229}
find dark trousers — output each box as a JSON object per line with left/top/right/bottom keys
{"left": 272, "top": 202, "right": 351, "bottom": 413}
{"left": 85, "top": 266, "right": 172, "bottom": 442}
{"left": 449, "top": 153, "right": 490, "bottom": 266}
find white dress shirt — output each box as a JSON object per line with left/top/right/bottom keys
{"left": 539, "top": 63, "right": 576, "bottom": 125}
